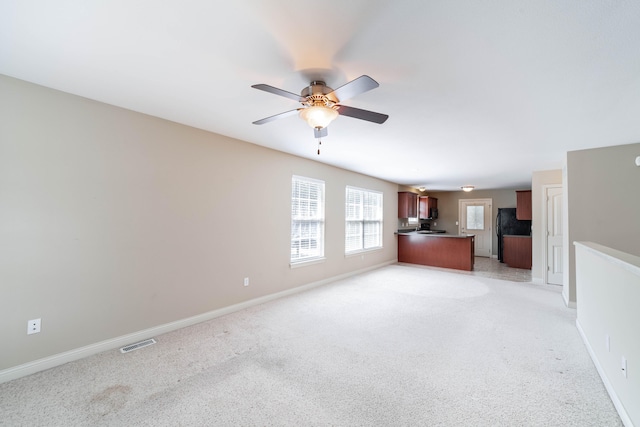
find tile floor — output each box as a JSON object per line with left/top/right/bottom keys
{"left": 470, "top": 256, "right": 533, "bottom": 282}
{"left": 400, "top": 257, "right": 535, "bottom": 283}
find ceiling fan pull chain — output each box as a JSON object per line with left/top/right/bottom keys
{"left": 317, "top": 139, "right": 322, "bottom": 155}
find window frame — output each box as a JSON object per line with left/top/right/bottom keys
{"left": 290, "top": 175, "right": 326, "bottom": 266}
{"left": 466, "top": 205, "right": 485, "bottom": 230}
{"left": 345, "top": 186, "right": 384, "bottom": 255}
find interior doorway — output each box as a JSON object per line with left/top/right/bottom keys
{"left": 544, "top": 186, "right": 563, "bottom": 285}
{"left": 459, "top": 198, "right": 492, "bottom": 257}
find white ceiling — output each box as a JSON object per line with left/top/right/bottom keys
{"left": 2, "top": 1, "right": 640, "bottom": 190}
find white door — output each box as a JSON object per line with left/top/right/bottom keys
{"left": 546, "top": 186, "right": 563, "bottom": 285}
{"left": 459, "top": 199, "right": 492, "bottom": 257}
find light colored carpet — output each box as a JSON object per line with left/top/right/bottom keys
{"left": 0, "top": 264, "right": 621, "bottom": 426}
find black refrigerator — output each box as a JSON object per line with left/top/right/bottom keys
{"left": 496, "top": 208, "right": 531, "bottom": 262}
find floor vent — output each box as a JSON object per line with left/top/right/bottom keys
{"left": 120, "top": 338, "right": 156, "bottom": 354}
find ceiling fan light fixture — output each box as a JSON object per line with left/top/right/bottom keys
{"left": 461, "top": 185, "right": 475, "bottom": 192}
{"left": 299, "top": 105, "right": 338, "bottom": 129}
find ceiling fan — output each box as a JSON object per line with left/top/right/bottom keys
{"left": 251, "top": 75, "right": 388, "bottom": 153}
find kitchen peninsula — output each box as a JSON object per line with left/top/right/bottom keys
{"left": 397, "top": 231, "right": 475, "bottom": 271}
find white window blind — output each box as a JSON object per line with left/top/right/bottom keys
{"left": 345, "top": 186, "right": 383, "bottom": 253}
{"left": 291, "top": 176, "right": 325, "bottom": 263}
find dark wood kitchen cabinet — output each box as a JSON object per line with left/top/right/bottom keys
{"left": 503, "top": 235, "right": 532, "bottom": 269}
{"left": 398, "top": 192, "right": 418, "bottom": 218}
{"left": 419, "top": 196, "right": 438, "bottom": 219}
{"left": 516, "top": 190, "right": 532, "bottom": 220}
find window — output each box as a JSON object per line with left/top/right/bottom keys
{"left": 290, "top": 176, "right": 325, "bottom": 264}
{"left": 466, "top": 205, "right": 485, "bottom": 230}
{"left": 345, "top": 186, "right": 383, "bottom": 253}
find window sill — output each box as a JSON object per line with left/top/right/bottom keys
{"left": 345, "top": 247, "right": 383, "bottom": 258}
{"left": 290, "top": 257, "right": 326, "bottom": 269}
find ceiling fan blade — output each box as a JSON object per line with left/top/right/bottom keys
{"left": 336, "top": 105, "right": 389, "bottom": 124}
{"left": 251, "top": 84, "right": 305, "bottom": 102}
{"left": 252, "top": 109, "right": 300, "bottom": 125}
{"left": 329, "top": 75, "right": 379, "bottom": 102}
{"left": 314, "top": 127, "right": 328, "bottom": 138}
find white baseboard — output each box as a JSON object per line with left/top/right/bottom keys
{"left": 576, "top": 320, "right": 633, "bottom": 427}
{"left": 0, "top": 260, "right": 395, "bottom": 385}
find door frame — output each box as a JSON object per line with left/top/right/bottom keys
{"left": 542, "top": 184, "right": 563, "bottom": 285}
{"left": 458, "top": 198, "right": 493, "bottom": 257}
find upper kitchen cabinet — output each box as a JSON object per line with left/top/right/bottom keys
{"left": 516, "top": 190, "right": 532, "bottom": 220}
{"left": 398, "top": 192, "right": 418, "bottom": 218}
{"left": 419, "top": 196, "right": 438, "bottom": 219}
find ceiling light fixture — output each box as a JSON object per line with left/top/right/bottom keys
{"left": 299, "top": 105, "right": 339, "bottom": 130}
{"left": 418, "top": 186, "right": 426, "bottom": 192}
{"left": 299, "top": 104, "right": 339, "bottom": 155}
{"left": 461, "top": 185, "right": 475, "bottom": 192}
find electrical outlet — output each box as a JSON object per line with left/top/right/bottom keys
{"left": 243, "top": 277, "right": 249, "bottom": 287}
{"left": 622, "top": 357, "right": 627, "bottom": 378}
{"left": 27, "top": 318, "right": 41, "bottom": 335}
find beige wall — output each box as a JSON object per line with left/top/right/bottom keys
{"left": 565, "top": 142, "right": 640, "bottom": 304}
{"left": 0, "top": 75, "right": 398, "bottom": 370}
{"left": 531, "top": 170, "right": 563, "bottom": 283}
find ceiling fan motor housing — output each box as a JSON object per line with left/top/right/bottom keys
{"left": 301, "top": 81, "right": 338, "bottom": 107}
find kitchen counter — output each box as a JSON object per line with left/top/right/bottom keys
{"left": 397, "top": 232, "right": 475, "bottom": 271}
{"left": 396, "top": 230, "right": 474, "bottom": 238}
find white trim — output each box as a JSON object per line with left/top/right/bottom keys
{"left": 0, "top": 260, "right": 395, "bottom": 385}
{"left": 345, "top": 247, "right": 383, "bottom": 258}
{"left": 562, "top": 289, "right": 576, "bottom": 309}
{"left": 541, "top": 184, "right": 550, "bottom": 284}
{"left": 576, "top": 320, "right": 633, "bottom": 427}
{"left": 345, "top": 184, "right": 383, "bottom": 195}
{"left": 574, "top": 241, "right": 640, "bottom": 277}
{"left": 289, "top": 257, "right": 326, "bottom": 269}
